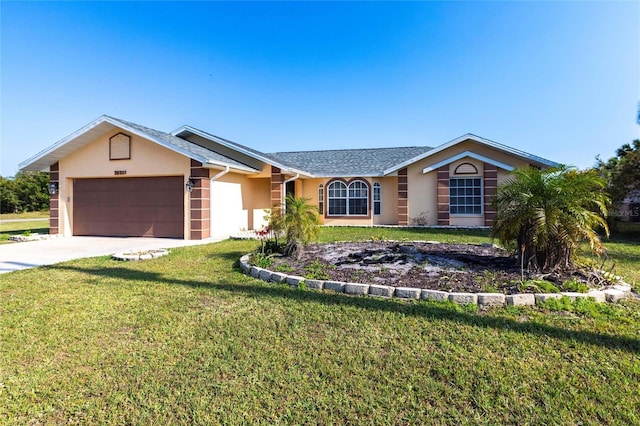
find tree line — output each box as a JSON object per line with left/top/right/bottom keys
{"left": 0, "top": 172, "right": 50, "bottom": 213}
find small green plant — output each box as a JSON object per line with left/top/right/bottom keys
{"left": 476, "top": 270, "right": 500, "bottom": 293}
{"left": 22, "top": 230, "right": 32, "bottom": 236}
{"left": 252, "top": 252, "right": 274, "bottom": 268}
{"left": 304, "top": 261, "right": 332, "bottom": 280}
{"left": 274, "top": 264, "right": 294, "bottom": 273}
{"left": 562, "top": 278, "right": 589, "bottom": 293}
{"left": 520, "top": 279, "right": 560, "bottom": 293}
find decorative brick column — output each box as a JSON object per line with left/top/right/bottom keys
{"left": 190, "top": 160, "right": 210, "bottom": 239}
{"left": 437, "top": 166, "right": 450, "bottom": 226}
{"left": 397, "top": 168, "right": 408, "bottom": 225}
{"left": 483, "top": 164, "right": 498, "bottom": 226}
{"left": 271, "top": 166, "right": 284, "bottom": 210}
{"left": 49, "top": 162, "right": 59, "bottom": 235}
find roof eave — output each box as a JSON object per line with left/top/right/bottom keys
{"left": 172, "top": 125, "right": 305, "bottom": 174}
{"left": 19, "top": 114, "right": 112, "bottom": 171}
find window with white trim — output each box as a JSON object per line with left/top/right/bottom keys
{"left": 327, "top": 180, "right": 369, "bottom": 216}
{"left": 373, "top": 183, "right": 381, "bottom": 215}
{"left": 450, "top": 178, "right": 482, "bottom": 215}
{"left": 318, "top": 184, "right": 324, "bottom": 214}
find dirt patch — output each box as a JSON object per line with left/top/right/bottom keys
{"left": 269, "top": 241, "right": 615, "bottom": 295}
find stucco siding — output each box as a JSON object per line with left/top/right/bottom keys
{"left": 58, "top": 132, "right": 191, "bottom": 237}
{"left": 372, "top": 177, "right": 398, "bottom": 225}
{"left": 407, "top": 167, "right": 438, "bottom": 225}
{"left": 210, "top": 174, "right": 271, "bottom": 237}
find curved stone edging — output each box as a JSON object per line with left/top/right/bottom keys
{"left": 239, "top": 254, "right": 632, "bottom": 307}
{"left": 113, "top": 248, "right": 170, "bottom": 261}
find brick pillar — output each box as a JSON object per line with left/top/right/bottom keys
{"left": 483, "top": 164, "right": 498, "bottom": 226}
{"left": 271, "top": 166, "right": 284, "bottom": 210}
{"left": 49, "top": 162, "right": 59, "bottom": 235}
{"left": 397, "top": 168, "right": 408, "bottom": 225}
{"left": 437, "top": 166, "right": 450, "bottom": 226}
{"left": 190, "top": 160, "right": 210, "bottom": 240}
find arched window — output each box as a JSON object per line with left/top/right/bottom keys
{"left": 318, "top": 184, "right": 324, "bottom": 214}
{"left": 327, "top": 180, "right": 369, "bottom": 216}
{"left": 373, "top": 183, "right": 381, "bottom": 215}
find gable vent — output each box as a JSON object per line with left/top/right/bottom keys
{"left": 454, "top": 162, "right": 478, "bottom": 175}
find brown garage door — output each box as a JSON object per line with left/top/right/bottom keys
{"left": 74, "top": 177, "right": 184, "bottom": 238}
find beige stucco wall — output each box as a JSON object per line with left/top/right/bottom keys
{"left": 210, "top": 174, "right": 271, "bottom": 237}
{"left": 57, "top": 132, "right": 192, "bottom": 237}
{"left": 407, "top": 168, "right": 437, "bottom": 225}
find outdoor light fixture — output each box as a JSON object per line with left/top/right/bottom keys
{"left": 186, "top": 178, "right": 196, "bottom": 193}
{"left": 48, "top": 182, "right": 58, "bottom": 195}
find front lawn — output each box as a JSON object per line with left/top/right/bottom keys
{"left": 0, "top": 220, "right": 49, "bottom": 243}
{"left": 2, "top": 228, "right": 639, "bottom": 424}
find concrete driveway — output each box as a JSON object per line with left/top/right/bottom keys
{"left": 0, "top": 236, "right": 222, "bottom": 274}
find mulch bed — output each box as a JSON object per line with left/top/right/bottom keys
{"left": 269, "top": 241, "right": 614, "bottom": 295}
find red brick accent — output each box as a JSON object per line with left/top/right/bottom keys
{"left": 189, "top": 163, "right": 210, "bottom": 239}
{"left": 397, "top": 168, "right": 408, "bottom": 225}
{"left": 49, "top": 162, "right": 59, "bottom": 235}
{"left": 437, "top": 166, "right": 450, "bottom": 225}
{"left": 271, "top": 166, "right": 284, "bottom": 209}
{"left": 483, "top": 164, "right": 498, "bottom": 226}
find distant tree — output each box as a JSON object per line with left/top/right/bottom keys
{"left": 269, "top": 194, "right": 321, "bottom": 257}
{"left": 0, "top": 172, "right": 50, "bottom": 213}
{"left": 492, "top": 166, "right": 609, "bottom": 272}
{"left": 0, "top": 177, "right": 20, "bottom": 213}
{"left": 596, "top": 140, "right": 640, "bottom": 205}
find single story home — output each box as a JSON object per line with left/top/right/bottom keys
{"left": 20, "top": 115, "right": 558, "bottom": 239}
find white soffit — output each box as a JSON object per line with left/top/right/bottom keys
{"left": 422, "top": 151, "right": 515, "bottom": 174}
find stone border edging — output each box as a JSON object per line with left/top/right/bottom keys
{"left": 112, "top": 249, "right": 170, "bottom": 261}
{"left": 239, "top": 254, "right": 632, "bottom": 307}
{"left": 9, "top": 234, "right": 62, "bottom": 242}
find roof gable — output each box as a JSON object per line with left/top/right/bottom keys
{"left": 384, "top": 133, "right": 558, "bottom": 175}
{"left": 19, "top": 116, "right": 259, "bottom": 173}
{"left": 422, "top": 151, "right": 515, "bottom": 173}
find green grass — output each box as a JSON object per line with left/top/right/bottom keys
{"left": 2, "top": 228, "right": 640, "bottom": 424}
{"left": 0, "top": 220, "right": 49, "bottom": 243}
{"left": 0, "top": 211, "right": 49, "bottom": 220}
{"left": 319, "top": 226, "right": 491, "bottom": 244}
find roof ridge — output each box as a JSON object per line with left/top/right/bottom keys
{"left": 268, "top": 145, "right": 433, "bottom": 155}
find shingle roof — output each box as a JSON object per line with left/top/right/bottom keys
{"left": 267, "top": 146, "right": 433, "bottom": 176}
{"left": 107, "top": 117, "right": 259, "bottom": 171}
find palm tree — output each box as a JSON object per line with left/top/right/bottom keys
{"left": 492, "top": 165, "right": 609, "bottom": 272}
{"left": 269, "top": 194, "right": 321, "bottom": 257}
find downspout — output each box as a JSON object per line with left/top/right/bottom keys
{"left": 282, "top": 173, "right": 300, "bottom": 209}
{"left": 210, "top": 166, "right": 230, "bottom": 182}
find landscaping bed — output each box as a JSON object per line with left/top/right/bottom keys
{"left": 268, "top": 241, "right": 621, "bottom": 295}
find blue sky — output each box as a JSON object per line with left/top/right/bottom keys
{"left": 1, "top": 1, "right": 638, "bottom": 176}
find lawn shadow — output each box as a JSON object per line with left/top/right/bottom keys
{"left": 49, "top": 263, "right": 640, "bottom": 354}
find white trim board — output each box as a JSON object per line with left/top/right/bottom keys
{"left": 422, "top": 151, "right": 515, "bottom": 174}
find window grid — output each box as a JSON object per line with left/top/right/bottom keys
{"left": 318, "top": 184, "right": 324, "bottom": 214}
{"left": 373, "top": 183, "right": 381, "bottom": 215}
{"left": 327, "top": 180, "right": 369, "bottom": 216}
{"left": 450, "top": 178, "right": 482, "bottom": 215}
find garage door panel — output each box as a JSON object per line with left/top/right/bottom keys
{"left": 74, "top": 177, "right": 184, "bottom": 238}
